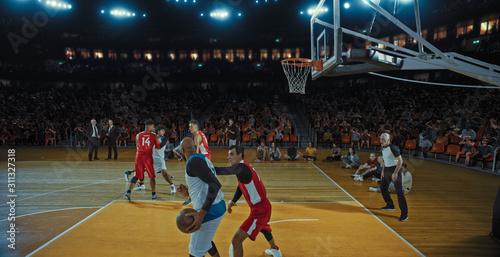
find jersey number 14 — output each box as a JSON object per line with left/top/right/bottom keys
{"left": 142, "top": 137, "right": 151, "bottom": 146}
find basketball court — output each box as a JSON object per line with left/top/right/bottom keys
{"left": 1, "top": 148, "right": 499, "bottom": 256}
{"left": 1, "top": 0, "right": 500, "bottom": 256}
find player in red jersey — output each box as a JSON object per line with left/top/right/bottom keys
{"left": 189, "top": 120, "right": 211, "bottom": 160}
{"left": 124, "top": 119, "right": 161, "bottom": 201}
{"left": 215, "top": 145, "right": 282, "bottom": 257}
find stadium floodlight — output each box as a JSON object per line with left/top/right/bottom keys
{"left": 101, "top": 10, "right": 105, "bottom": 14}
{"left": 40, "top": 0, "right": 73, "bottom": 10}
{"left": 238, "top": 12, "right": 242, "bottom": 17}
{"left": 110, "top": 8, "right": 137, "bottom": 18}
{"left": 307, "top": 7, "right": 327, "bottom": 15}
{"left": 344, "top": 2, "right": 350, "bottom": 9}
{"left": 210, "top": 10, "right": 229, "bottom": 20}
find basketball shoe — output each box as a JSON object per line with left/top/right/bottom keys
{"left": 170, "top": 184, "right": 176, "bottom": 194}
{"left": 124, "top": 192, "right": 131, "bottom": 201}
{"left": 152, "top": 193, "right": 158, "bottom": 201}
{"left": 124, "top": 170, "right": 133, "bottom": 182}
{"left": 134, "top": 184, "right": 146, "bottom": 191}
{"left": 381, "top": 205, "right": 396, "bottom": 211}
{"left": 265, "top": 247, "right": 282, "bottom": 257}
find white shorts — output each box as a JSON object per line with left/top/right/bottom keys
{"left": 189, "top": 215, "right": 224, "bottom": 257}
{"left": 153, "top": 158, "right": 166, "bottom": 172}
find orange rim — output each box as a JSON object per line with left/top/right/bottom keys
{"left": 281, "top": 58, "right": 323, "bottom": 71}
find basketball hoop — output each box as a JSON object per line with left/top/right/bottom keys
{"left": 281, "top": 58, "right": 323, "bottom": 94}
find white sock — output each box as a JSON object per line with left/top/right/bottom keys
{"left": 229, "top": 243, "right": 234, "bottom": 257}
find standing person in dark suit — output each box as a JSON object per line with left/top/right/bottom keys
{"left": 86, "top": 119, "right": 100, "bottom": 161}
{"left": 105, "top": 119, "right": 119, "bottom": 160}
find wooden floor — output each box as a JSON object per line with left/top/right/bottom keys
{"left": 0, "top": 147, "right": 499, "bottom": 256}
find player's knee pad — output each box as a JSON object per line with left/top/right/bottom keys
{"left": 208, "top": 241, "right": 218, "bottom": 256}
{"left": 130, "top": 177, "right": 139, "bottom": 184}
{"left": 260, "top": 229, "right": 273, "bottom": 241}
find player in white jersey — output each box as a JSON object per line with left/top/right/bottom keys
{"left": 124, "top": 125, "right": 176, "bottom": 194}
{"left": 153, "top": 125, "right": 176, "bottom": 194}
{"left": 177, "top": 137, "right": 225, "bottom": 257}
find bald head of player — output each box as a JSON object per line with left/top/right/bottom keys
{"left": 181, "top": 137, "right": 196, "bottom": 159}
{"left": 380, "top": 133, "right": 391, "bottom": 147}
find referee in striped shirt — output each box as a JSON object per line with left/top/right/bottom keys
{"left": 380, "top": 133, "right": 408, "bottom": 221}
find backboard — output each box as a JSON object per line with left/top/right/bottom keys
{"left": 309, "top": 0, "right": 500, "bottom": 86}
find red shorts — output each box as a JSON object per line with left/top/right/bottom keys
{"left": 240, "top": 199, "right": 272, "bottom": 241}
{"left": 134, "top": 154, "right": 155, "bottom": 180}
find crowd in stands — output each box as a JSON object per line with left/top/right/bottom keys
{"left": 0, "top": 83, "right": 212, "bottom": 147}
{"left": 2, "top": 79, "right": 499, "bottom": 172}
{"left": 203, "top": 86, "right": 295, "bottom": 148}
{"left": 295, "top": 81, "right": 500, "bottom": 169}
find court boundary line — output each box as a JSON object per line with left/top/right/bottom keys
{"left": 0, "top": 206, "right": 102, "bottom": 222}
{"left": 26, "top": 200, "right": 116, "bottom": 257}
{"left": 2, "top": 178, "right": 123, "bottom": 205}
{"left": 309, "top": 162, "right": 425, "bottom": 257}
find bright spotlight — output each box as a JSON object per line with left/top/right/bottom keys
{"left": 101, "top": 10, "right": 105, "bottom": 14}
{"left": 238, "top": 12, "right": 242, "bottom": 17}
{"left": 344, "top": 2, "right": 350, "bottom": 9}
{"left": 41, "top": 0, "right": 73, "bottom": 10}
{"left": 307, "top": 7, "right": 328, "bottom": 15}
{"left": 143, "top": 13, "right": 146, "bottom": 17}
{"left": 210, "top": 10, "right": 229, "bottom": 20}
{"left": 110, "top": 8, "right": 137, "bottom": 18}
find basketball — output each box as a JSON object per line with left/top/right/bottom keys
{"left": 176, "top": 208, "right": 197, "bottom": 234}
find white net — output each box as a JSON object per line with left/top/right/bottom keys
{"left": 281, "top": 59, "right": 312, "bottom": 94}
